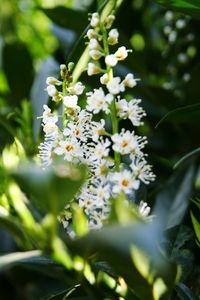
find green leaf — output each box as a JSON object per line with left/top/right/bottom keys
{"left": 154, "top": 163, "right": 196, "bottom": 229}
{"left": 174, "top": 147, "right": 200, "bottom": 169}
{"left": 175, "top": 283, "right": 197, "bottom": 300}
{"left": 155, "top": 104, "right": 200, "bottom": 128}
{"left": 2, "top": 42, "right": 34, "bottom": 104}
{"left": 0, "top": 250, "right": 41, "bottom": 271}
{"left": 155, "top": 0, "right": 200, "bottom": 19}
{"left": 40, "top": 7, "right": 88, "bottom": 35}
{"left": 11, "top": 160, "right": 87, "bottom": 214}
{"left": 71, "top": 221, "right": 178, "bottom": 300}
{"left": 190, "top": 211, "right": 200, "bottom": 243}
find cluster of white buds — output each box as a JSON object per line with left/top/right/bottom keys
{"left": 38, "top": 12, "right": 155, "bottom": 231}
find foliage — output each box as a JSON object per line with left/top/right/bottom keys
{"left": 0, "top": 0, "right": 200, "bottom": 299}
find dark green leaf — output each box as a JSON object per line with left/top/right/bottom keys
{"left": 174, "top": 147, "right": 200, "bottom": 169}
{"left": 155, "top": 0, "right": 200, "bottom": 19}
{"left": 155, "top": 104, "right": 200, "bottom": 128}
{"left": 0, "top": 250, "right": 41, "bottom": 271}
{"left": 11, "top": 160, "right": 87, "bottom": 214}
{"left": 40, "top": 7, "right": 88, "bottom": 35}
{"left": 190, "top": 211, "right": 200, "bottom": 243}
{"left": 71, "top": 221, "right": 178, "bottom": 300}
{"left": 154, "top": 162, "right": 196, "bottom": 229}
{"left": 2, "top": 42, "right": 34, "bottom": 104}
{"left": 175, "top": 283, "right": 198, "bottom": 300}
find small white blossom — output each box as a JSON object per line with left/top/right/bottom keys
{"left": 43, "top": 122, "right": 58, "bottom": 137}
{"left": 105, "top": 54, "right": 118, "bottom": 67}
{"left": 111, "top": 169, "right": 140, "bottom": 194}
{"left": 100, "top": 73, "right": 109, "bottom": 85}
{"left": 108, "top": 28, "right": 119, "bottom": 45}
{"left": 38, "top": 138, "right": 54, "bottom": 168}
{"left": 176, "top": 19, "right": 186, "bottom": 29}
{"left": 106, "top": 77, "right": 125, "bottom": 95}
{"left": 54, "top": 138, "right": 82, "bottom": 162}
{"left": 115, "top": 46, "right": 129, "bottom": 61}
{"left": 87, "top": 28, "right": 97, "bottom": 39}
{"left": 87, "top": 62, "right": 101, "bottom": 76}
{"left": 104, "top": 14, "right": 115, "bottom": 29}
{"left": 89, "top": 38, "right": 100, "bottom": 50}
{"left": 89, "top": 49, "right": 103, "bottom": 60}
{"left": 63, "top": 95, "right": 79, "bottom": 109}
{"left": 42, "top": 105, "right": 58, "bottom": 124}
{"left": 138, "top": 201, "right": 151, "bottom": 217}
{"left": 46, "top": 85, "right": 58, "bottom": 97}
{"left": 86, "top": 87, "right": 113, "bottom": 114}
{"left": 46, "top": 77, "right": 62, "bottom": 86}
{"left": 111, "top": 129, "right": 147, "bottom": 156}
{"left": 122, "top": 73, "right": 137, "bottom": 88}
{"left": 92, "top": 138, "right": 111, "bottom": 160}
{"left": 90, "top": 12, "right": 100, "bottom": 28}
{"left": 130, "top": 157, "right": 155, "bottom": 184}
{"left": 68, "top": 82, "right": 85, "bottom": 95}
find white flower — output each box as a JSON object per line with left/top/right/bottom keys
{"left": 116, "top": 98, "right": 129, "bottom": 118}
{"left": 63, "top": 95, "right": 79, "bottom": 109}
{"left": 87, "top": 62, "right": 101, "bottom": 76}
{"left": 108, "top": 28, "right": 119, "bottom": 45}
{"left": 87, "top": 29, "right": 97, "bottom": 39}
{"left": 138, "top": 201, "right": 151, "bottom": 217}
{"left": 90, "top": 12, "right": 100, "bottom": 28}
{"left": 105, "top": 54, "right": 118, "bottom": 67}
{"left": 89, "top": 49, "right": 103, "bottom": 60}
{"left": 100, "top": 73, "right": 109, "bottom": 85}
{"left": 89, "top": 38, "right": 100, "bottom": 50}
{"left": 111, "top": 129, "right": 147, "bottom": 155}
{"left": 115, "top": 46, "right": 128, "bottom": 61}
{"left": 91, "top": 119, "right": 105, "bottom": 141}
{"left": 92, "top": 138, "right": 111, "bottom": 159}
{"left": 38, "top": 137, "right": 55, "bottom": 168}
{"left": 54, "top": 138, "right": 82, "bottom": 162}
{"left": 46, "top": 77, "right": 62, "bottom": 86}
{"left": 111, "top": 169, "right": 140, "bottom": 194}
{"left": 130, "top": 157, "right": 155, "bottom": 184}
{"left": 42, "top": 105, "right": 58, "bottom": 124}
{"left": 86, "top": 87, "right": 113, "bottom": 114}
{"left": 43, "top": 122, "right": 58, "bottom": 137}
{"left": 176, "top": 19, "right": 186, "bottom": 29}
{"left": 128, "top": 99, "right": 146, "bottom": 126}
{"left": 106, "top": 77, "right": 125, "bottom": 95}
{"left": 46, "top": 85, "right": 58, "bottom": 97}
{"left": 68, "top": 82, "right": 85, "bottom": 95}
{"left": 104, "top": 14, "right": 115, "bottom": 29}
{"left": 122, "top": 73, "right": 137, "bottom": 88}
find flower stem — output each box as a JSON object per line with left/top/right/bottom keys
{"left": 101, "top": 24, "right": 120, "bottom": 171}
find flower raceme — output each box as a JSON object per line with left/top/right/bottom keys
{"left": 38, "top": 12, "right": 155, "bottom": 231}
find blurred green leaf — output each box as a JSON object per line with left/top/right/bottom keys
{"left": 71, "top": 220, "right": 178, "bottom": 300}
{"left": 155, "top": 0, "right": 200, "bottom": 18}
{"left": 155, "top": 104, "right": 200, "bottom": 128}
{"left": 40, "top": 7, "right": 88, "bottom": 35}
{"left": 174, "top": 147, "right": 200, "bottom": 169}
{"left": 175, "top": 282, "right": 198, "bottom": 300}
{"left": 0, "top": 250, "right": 41, "bottom": 271}
{"left": 190, "top": 211, "right": 200, "bottom": 244}
{"left": 2, "top": 42, "right": 34, "bottom": 104}
{"left": 154, "top": 163, "right": 196, "bottom": 229}
{"left": 11, "top": 160, "right": 87, "bottom": 214}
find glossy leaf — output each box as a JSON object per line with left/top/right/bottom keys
{"left": 2, "top": 42, "right": 34, "bottom": 104}
{"left": 155, "top": 0, "right": 200, "bottom": 18}
{"left": 155, "top": 104, "right": 200, "bottom": 128}
{"left": 0, "top": 250, "right": 41, "bottom": 271}
{"left": 11, "top": 160, "right": 87, "bottom": 214}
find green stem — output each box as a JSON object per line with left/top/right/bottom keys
{"left": 101, "top": 25, "right": 120, "bottom": 171}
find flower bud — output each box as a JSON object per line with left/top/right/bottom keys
{"left": 108, "top": 29, "right": 119, "bottom": 45}
{"left": 90, "top": 12, "right": 100, "bottom": 28}
{"left": 104, "top": 14, "right": 115, "bottom": 29}
{"left": 89, "top": 50, "right": 103, "bottom": 60}
{"left": 89, "top": 38, "right": 100, "bottom": 50}
{"left": 114, "top": 46, "right": 128, "bottom": 61}
{"left": 46, "top": 77, "right": 62, "bottom": 86}
{"left": 68, "top": 82, "right": 85, "bottom": 95}
{"left": 68, "top": 62, "right": 74, "bottom": 72}
{"left": 87, "top": 29, "right": 97, "bottom": 39}
{"left": 100, "top": 73, "right": 109, "bottom": 85}
{"left": 63, "top": 95, "right": 78, "bottom": 109}
{"left": 105, "top": 54, "right": 118, "bottom": 67}
{"left": 87, "top": 63, "right": 101, "bottom": 76}
{"left": 46, "top": 85, "right": 58, "bottom": 97}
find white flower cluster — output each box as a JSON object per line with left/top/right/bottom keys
{"left": 38, "top": 12, "right": 155, "bottom": 231}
